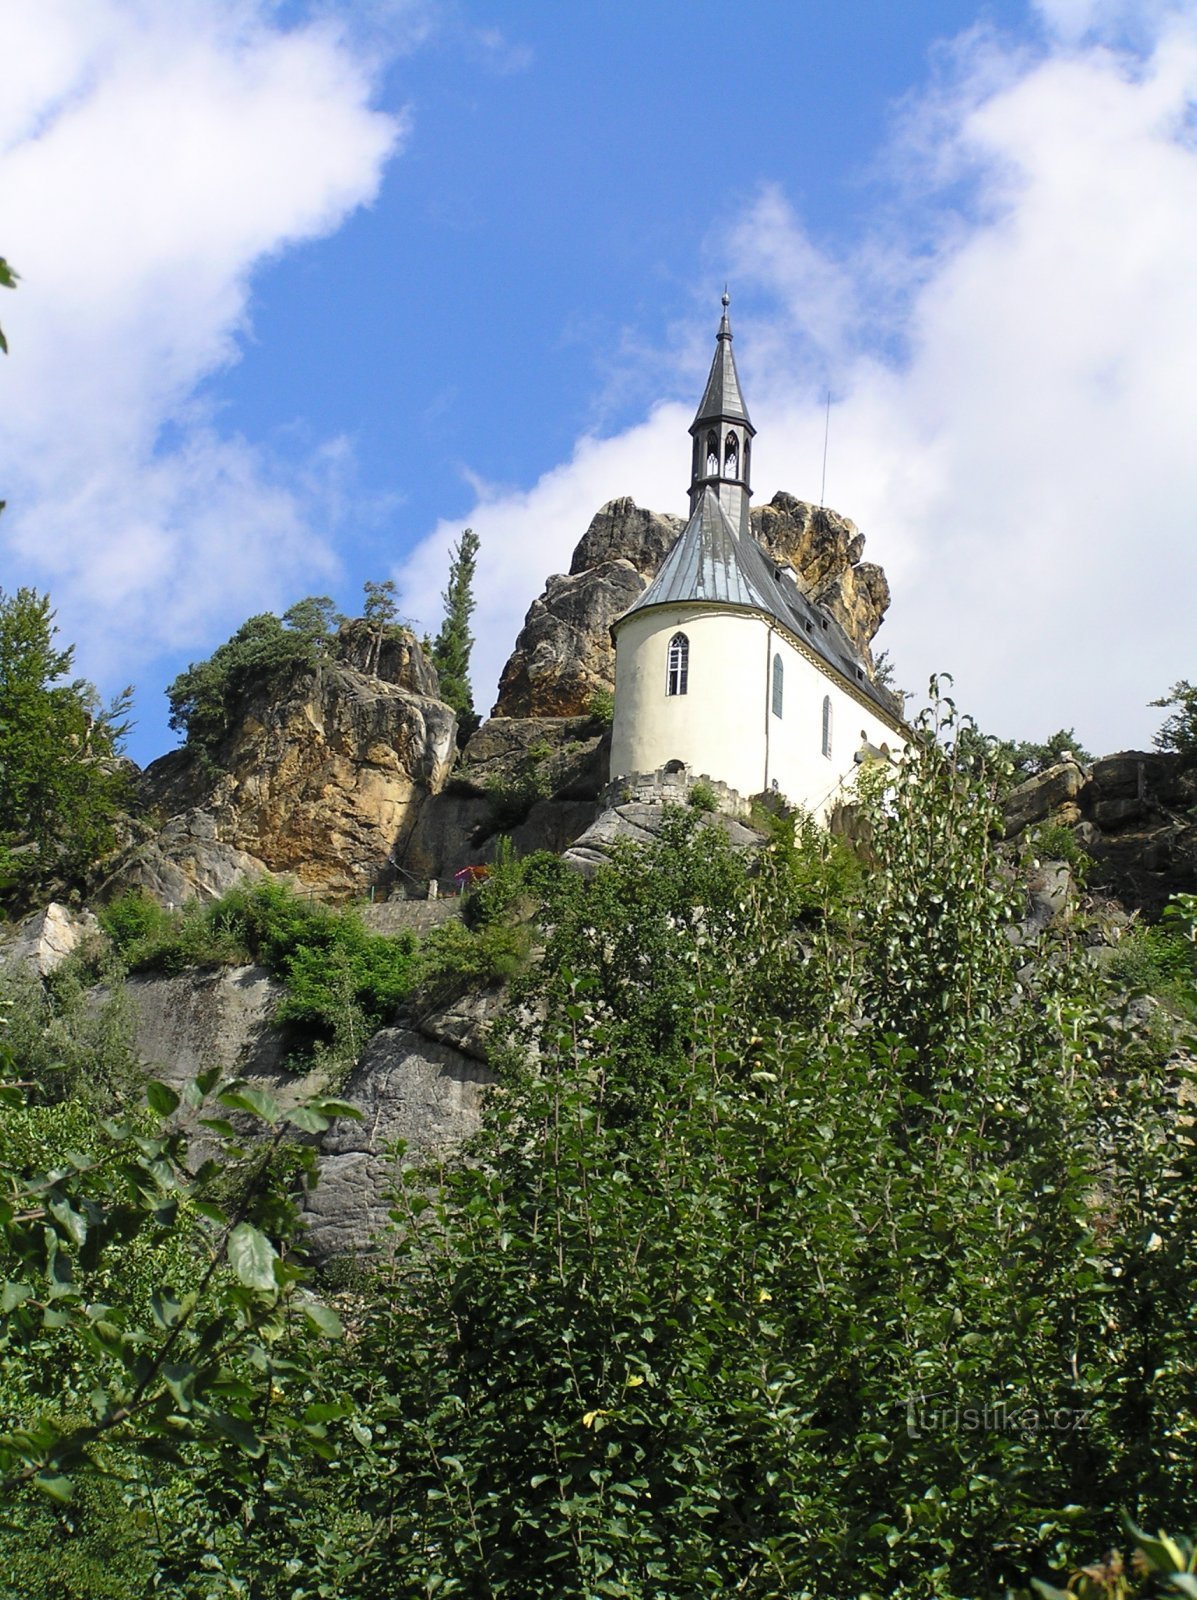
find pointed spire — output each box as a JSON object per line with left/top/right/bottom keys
{"left": 692, "top": 289, "right": 752, "bottom": 430}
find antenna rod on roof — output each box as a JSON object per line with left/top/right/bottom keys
{"left": 819, "top": 388, "right": 831, "bottom": 509}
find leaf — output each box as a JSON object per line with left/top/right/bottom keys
{"left": 209, "top": 1411, "right": 264, "bottom": 1457}
{"left": 227, "top": 1222, "right": 279, "bottom": 1291}
{"left": 285, "top": 1106, "right": 331, "bottom": 1134}
{"left": 34, "top": 1473, "right": 73, "bottom": 1503}
{"left": 1, "top": 1281, "right": 33, "bottom": 1312}
{"left": 300, "top": 1301, "right": 343, "bottom": 1338}
{"left": 218, "top": 1087, "right": 281, "bottom": 1125}
{"left": 150, "top": 1288, "right": 184, "bottom": 1330}
{"left": 146, "top": 1080, "right": 180, "bottom": 1116}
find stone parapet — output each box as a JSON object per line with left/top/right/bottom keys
{"left": 602, "top": 764, "right": 750, "bottom": 819}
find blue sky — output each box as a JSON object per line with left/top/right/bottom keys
{"left": 3, "top": 0, "right": 1197, "bottom": 767}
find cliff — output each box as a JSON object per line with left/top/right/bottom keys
{"left": 100, "top": 622, "right": 457, "bottom": 902}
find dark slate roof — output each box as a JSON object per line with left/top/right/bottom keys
{"left": 692, "top": 305, "right": 752, "bottom": 431}
{"left": 618, "top": 487, "right": 901, "bottom": 724}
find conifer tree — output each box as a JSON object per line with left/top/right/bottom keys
{"left": 431, "top": 528, "right": 480, "bottom": 741}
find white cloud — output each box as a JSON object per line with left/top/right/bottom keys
{"left": 0, "top": 0, "right": 403, "bottom": 678}
{"left": 402, "top": 1, "right": 1197, "bottom": 754}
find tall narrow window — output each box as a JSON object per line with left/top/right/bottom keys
{"left": 724, "top": 430, "right": 739, "bottom": 479}
{"left": 667, "top": 632, "right": 689, "bottom": 696}
{"left": 821, "top": 694, "right": 833, "bottom": 758}
{"left": 705, "top": 430, "right": 719, "bottom": 477}
{"left": 771, "top": 652, "right": 783, "bottom": 717}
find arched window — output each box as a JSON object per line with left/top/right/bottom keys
{"left": 742, "top": 438, "right": 751, "bottom": 484}
{"left": 771, "top": 652, "right": 783, "bottom": 717}
{"left": 667, "top": 632, "right": 689, "bottom": 696}
{"left": 821, "top": 694, "right": 833, "bottom": 758}
{"left": 724, "top": 430, "right": 739, "bottom": 478}
{"left": 705, "top": 431, "right": 719, "bottom": 477}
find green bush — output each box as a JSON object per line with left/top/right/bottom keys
{"left": 1030, "top": 820, "right": 1092, "bottom": 874}
{"left": 101, "top": 881, "right": 420, "bottom": 1068}
{"left": 687, "top": 778, "right": 718, "bottom": 812}
{"left": 1108, "top": 921, "right": 1197, "bottom": 1020}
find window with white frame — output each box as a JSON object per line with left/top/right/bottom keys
{"left": 667, "top": 632, "right": 689, "bottom": 696}
{"left": 772, "top": 652, "right": 783, "bottom": 717}
{"left": 821, "top": 694, "right": 833, "bottom": 758}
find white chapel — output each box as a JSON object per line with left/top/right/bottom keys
{"left": 608, "top": 295, "right": 906, "bottom": 820}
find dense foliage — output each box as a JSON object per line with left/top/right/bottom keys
{"left": 431, "top": 528, "right": 481, "bottom": 741}
{"left": 0, "top": 587, "right": 132, "bottom": 899}
{"left": 165, "top": 601, "right": 340, "bottom": 757}
{"left": 1152, "top": 681, "right": 1197, "bottom": 756}
{"left": 3, "top": 692, "right": 1196, "bottom": 1596}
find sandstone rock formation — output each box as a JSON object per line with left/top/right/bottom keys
{"left": 492, "top": 499, "right": 683, "bottom": 717}
{"left": 1, "top": 902, "right": 102, "bottom": 977}
{"left": 1003, "top": 749, "right": 1197, "bottom": 919}
{"left": 105, "top": 632, "right": 457, "bottom": 902}
{"left": 403, "top": 715, "right": 608, "bottom": 882}
{"left": 493, "top": 491, "right": 890, "bottom": 721}
{"left": 751, "top": 493, "right": 890, "bottom": 663}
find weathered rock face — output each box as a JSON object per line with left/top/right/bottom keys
{"left": 124, "top": 964, "right": 290, "bottom": 1086}
{"left": 492, "top": 499, "right": 684, "bottom": 717}
{"left": 1003, "top": 760, "right": 1087, "bottom": 839}
{"left": 117, "top": 644, "right": 457, "bottom": 902}
{"left": 97, "top": 809, "right": 272, "bottom": 907}
{"left": 1, "top": 903, "right": 102, "bottom": 977}
{"left": 563, "top": 800, "right": 763, "bottom": 878}
{"left": 1003, "top": 749, "right": 1197, "bottom": 919}
{"left": 404, "top": 716, "right": 609, "bottom": 882}
{"left": 304, "top": 1021, "right": 495, "bottom": 1261}
{"left": 492, "top": 491, "right": 890, "bottom": 721}
{"left": 751, "top": 493, "right": 890, "bottom": 661}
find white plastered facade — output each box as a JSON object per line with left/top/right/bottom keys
{"left": 610, "top": 604, "right": 903, "bottom": 821}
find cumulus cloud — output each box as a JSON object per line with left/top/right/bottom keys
{"left": 401, "top": 1, "right": 1197, "bottom": 753}
{"left": 0, "top": 0, "right": 403, "bottom": 680}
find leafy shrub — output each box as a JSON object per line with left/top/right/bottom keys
{"left": 101, "top": 881, "right": 419, "bottom": 1068}
{"left": 482, "top": 740, "right": 555, "bottom": 830}
{"left": 1030, "top": 820, "right": 1093, "bottom": 874}
{"left": 587, "top": 685, "right": 614, "bottom": 727}
{"left": 687, "top": 778, "right": 718, "bottom": 812}
{"left": 1107, "top": 921, "right": 1197, "bottom": 1019}
{"left": 98, "top": 891, "right": 249, "bottom": 973}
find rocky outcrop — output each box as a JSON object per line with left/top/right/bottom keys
{"left": 97, "top": 809, "right": 271, "bottom": 907}
{"left": 1003, "top": 750, "right": 1197, "bottom": 920}
{"left": 1, "top": 903, "right": 102, "bottom": 977}
{"left": 304, "top": 1020, "right": 495, "bottom": 1260}
{"left": 109, "top": 634, "right": 457, "bottom": 902}
{"left": 492, "top": 491, "right": 891, "bottom": 722}
{"left": 124, "top": 965, "right": 290, "bottom": 1085}
{"left": 404, "top": 716, "right": 608, "bottom": 882}
{"left": 492, "top": 500, "right": 684, "bottom": 717}
{"left": 1003, "top": 760, "right": 1087, "bottom": 839}
{"left": 751, "top": 493, "right": 890, "bottom": 662}
{"left": 563, "top": 800, "right": 763, "bottom": 878}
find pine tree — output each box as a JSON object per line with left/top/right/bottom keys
{"left": 431, "top": 528, "right": 480, "bottom": 741}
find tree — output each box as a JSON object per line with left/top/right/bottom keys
{"left": 166, "top": 600, "right": 338, "bottom": 758}
{"left": 0, "top": 588, "right": 131, "bottom": 897}
{"left": 361, "top": 578, "right": 401, "bottom": 678}
{"left": 430, "top": 528, "right": 480, "bottom": 741}
{"left": 1151, "top": 680, "right": 1197, "bottom": 755}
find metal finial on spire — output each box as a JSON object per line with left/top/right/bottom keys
{"left": 722, "top": 286, "right": 730, "bottom": 308}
